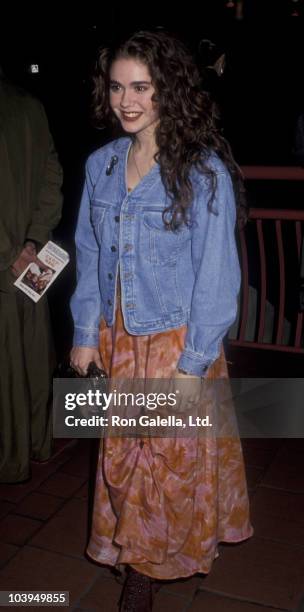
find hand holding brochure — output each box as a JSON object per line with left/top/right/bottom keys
{"left": 14, "top": 241, "right": 69, "bottom": 302}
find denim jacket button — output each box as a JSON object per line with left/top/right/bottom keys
{"left": 107, "top": 299, "right": 112, "bottom": 306}
{"left": 108, "top": 273, "right": 113, "bottom": 280}
{"left": 111, "top": 245, "right": 117, "bottom": 252}
{"left": 114, "top": 215, "right": 120, "bottom": 222}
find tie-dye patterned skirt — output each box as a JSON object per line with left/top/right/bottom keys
{"left": 86, "top": 300, "right": 253, "bottom": 579}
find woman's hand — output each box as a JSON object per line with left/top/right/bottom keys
{"left": 172, "top": 369, "right": 202, "bottom": 412}
{"left": 70, "top": 346, "right": 104, "bottom": 376}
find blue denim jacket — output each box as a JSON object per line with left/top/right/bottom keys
{"left": 70, "top": 137, "right": 240, "bottom": 376}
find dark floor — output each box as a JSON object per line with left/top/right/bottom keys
{"left": 0, "top": 346, "right": 304, "bottom": 611}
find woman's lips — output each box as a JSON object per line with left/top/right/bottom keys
{"left": 120, "top": 111, "right": 143, "bottom": 122}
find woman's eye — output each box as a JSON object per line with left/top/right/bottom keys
{"left": 110, "top": 84, "right": 121, "bottom": 92}
{"left": 135, "top": 86, "right": 147, "bottom": 93}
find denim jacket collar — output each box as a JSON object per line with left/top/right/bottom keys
{"left": 114, "top": 137, "right": 161, "bottom": 201}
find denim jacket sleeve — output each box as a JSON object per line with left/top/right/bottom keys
{"left": 177, "top": 170, "right": 241, "bottom": 377}
{"left": 70, "top": 161, "right": 101, "bottom": 347}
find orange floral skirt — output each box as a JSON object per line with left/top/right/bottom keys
{"left": 86, "top": 300, "right": 253, "bottom": 579}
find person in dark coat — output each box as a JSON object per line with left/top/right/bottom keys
{"left": 0, "top": 74, "right": 63, "bottom": 482}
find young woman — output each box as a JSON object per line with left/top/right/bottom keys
{"left": 70, "top": 30, "right": 253, "bottom": 611}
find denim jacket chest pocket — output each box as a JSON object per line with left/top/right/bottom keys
{"left": 141, "top": 208, "right": 190, "bottom": 265}
{"left": 90, "top": 201, "right": 108, "bottom": 243}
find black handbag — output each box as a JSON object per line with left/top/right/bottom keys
{"left": 54, "top": 361, "right": 108, "bottom": 420}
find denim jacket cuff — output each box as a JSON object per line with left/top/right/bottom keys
{"left": 177, "top": 350, "right": 211, "bottom": 377}
{"left": 73, "top": 326, "right": 100, "bottom": 348}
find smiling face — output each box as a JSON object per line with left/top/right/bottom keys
{"left": 109, "top": 57, "right": 159, "bottom": 136}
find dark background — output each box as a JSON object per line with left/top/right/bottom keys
{"left": 2, "top": 3, "right": 304, "bottom": 165}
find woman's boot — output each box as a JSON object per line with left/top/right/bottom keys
{"left": 119, "top": 566, "right": 153, "bottom": 611}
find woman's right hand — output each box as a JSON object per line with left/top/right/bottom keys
{"left": 70, "top": 346, "right": 104, "bottom": 376}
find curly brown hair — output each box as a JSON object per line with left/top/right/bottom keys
{"left": 93, "top": 30, "right": 247, "bottom": 229}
